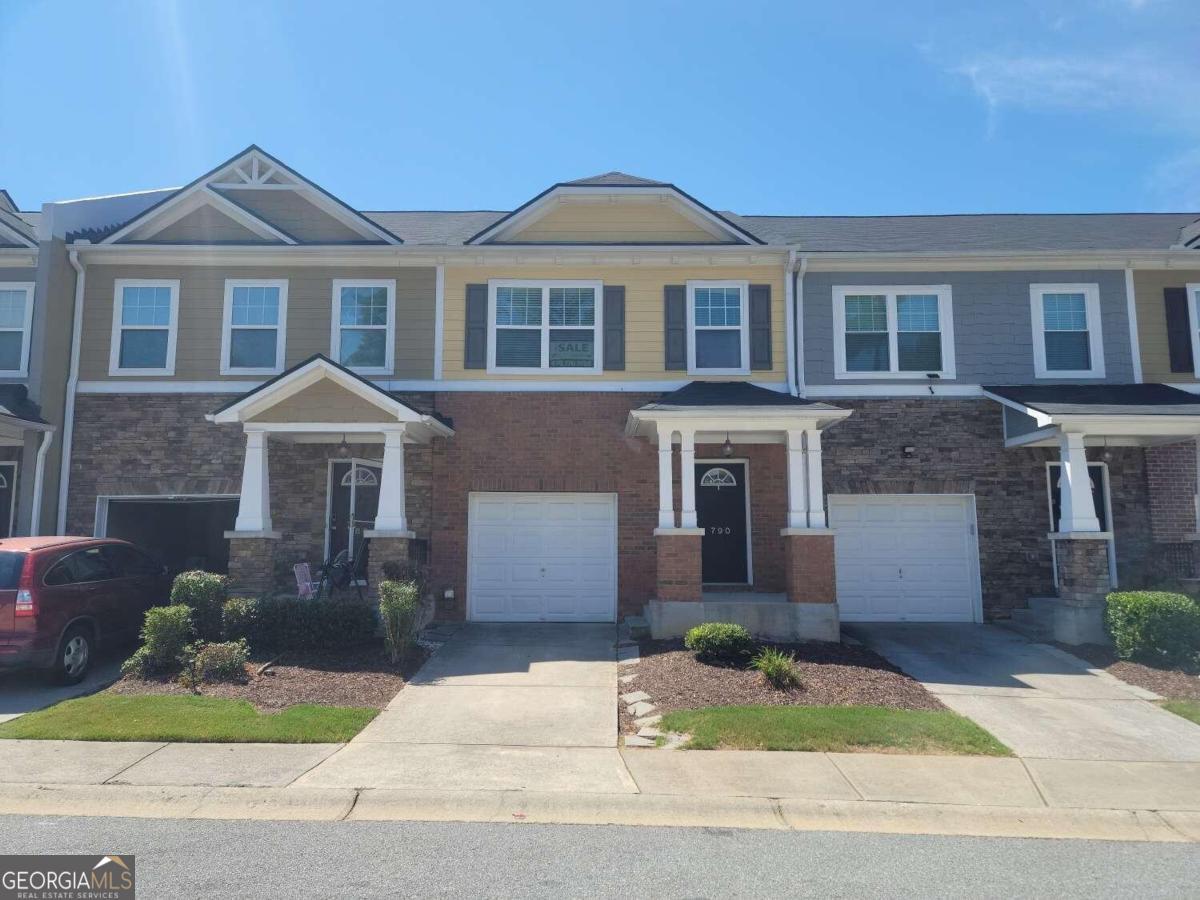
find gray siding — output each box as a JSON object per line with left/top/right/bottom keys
{"left": 803, "top": 270, "right": 1134, "bottom": 385}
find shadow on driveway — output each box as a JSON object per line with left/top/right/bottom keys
{"left": 0, "top": 647, "right": 128, "bottom": 723}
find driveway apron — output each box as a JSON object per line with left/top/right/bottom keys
{"left": 298, "top": 624, "right": 636, "bottom": 793}
{"left": 848, "top": 624, "right": 1200, "bottom": 762}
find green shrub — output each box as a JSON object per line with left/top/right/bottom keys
{"left": 188, "top": 639, "right": 250, "bottom": 683}
{"left": 122, "top": 604, "right": 193, "bottom": 677}
{"left": 751, "top": 646, "right": 803, "bottom": 690}
{"left": 684, "top": 623, "right": 754, "bottom": 662}
{"left": 379, "top": 580, "right": 422, "bottom": 666}
{"left": 170, "top": 571, "right": 228, "bottom": 640}
{"left": 1106, "top": 591, "right": 1200, "bottom": 669}
{"left": 240, "top": 597, "right": 377, "bottom": 654}
{"left": 222, "top": 597, "right": 260, "bottom": 643}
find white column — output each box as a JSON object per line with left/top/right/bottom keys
{"left": 785, "top": 429, "right": 809, "bottom": 528}
{"left": 1058, "top": 431, "right": 1101, "bottom": 533}
{"left": 373, "top": 428, "right": 410, "bottom": 532}
{"left": 1193, "top": 437, "right": 1200, "bottom": 531}
{"left": 679, "top": 429, "right": 697, "bottom": 528}
{"left": 233, "top": 429, "right": 272, "bottom": 532}
{"left": 657, "top": 425, "right": 676, "bottom": 530}
{"left": 805, "top": 428, "right": 826, "bottom": 528}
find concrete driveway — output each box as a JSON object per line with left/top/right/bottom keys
{"left": 299, "top": 624, "right": 636, "bottom": 793}
{"left": 848, "top": 624, "right": 1200, "bottom": 762}
{"left": 0, "top": 652, "right": 125, "bottom": 724}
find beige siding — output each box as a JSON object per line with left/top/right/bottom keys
{"left": 1134, "top": 269, "right": 1200, "bottom": 383}
{"left": 132, "top": 205, "right": 270, "bottom": 243}
{"left": 80, "top": 265, "right": 436, "bottom": 381}
{"left": 231, "top": 190, "right": 368, "bottom": 243}
{"left": 246, "top": 379, "right": 393, "bottom": 423}
{"left": 441, "top": 265, "right": 787, "bottom": 381}
{"left": 506, "top": 200, "right": 728, "bottom": 244}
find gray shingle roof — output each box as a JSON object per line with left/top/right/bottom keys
{"left": 986, "top": 383, "right": 1200, "bottom": 417}
{"left": 362, "top": 211, "right": 507, "bottom": 246}
{"left": 646, "top": 381, "right": 842, "bottom": 410}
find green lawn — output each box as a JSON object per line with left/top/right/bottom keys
{"left": 0, "top": 694, "right": 377, "bottom": 743}
{"left": 659, "top": 705, "right": 1011, "bottom": 755}
{"left": 1162, "top": 700, "right": 1200, "bottom": 726}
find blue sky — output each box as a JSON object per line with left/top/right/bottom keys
{"left": 1, "top": 0, "right": 1196, "bottom": 216}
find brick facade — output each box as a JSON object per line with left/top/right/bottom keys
{"left": 1145, "top": 441, "right": 1198, "bottom": 580}
{"left": 655, "top": 532, "right": 702, "bottom": 601}
{"left": 782, "top": 532, "right": 836, "bottom": 604}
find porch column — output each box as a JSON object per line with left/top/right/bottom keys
{"left": 233, "top": 428, "right": 273, "bottom": 533}
{"left": 804, "top": 428, "right": 826, "bottom": 528}
{"left": 656, "top": 424, "right": 676, "bottom": 529}
{"left": 1057, "top": 431, "right": 1101, "bottom": 533}
{"left": 372, "top": 427, "right": 412, "bottom": 533}
{"left": 785, "top": 429, "right": 809, "bottom": 528}
{"left": 679, "top": 428, "right": 698, "bottom": 529}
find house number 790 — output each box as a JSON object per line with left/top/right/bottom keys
{"left": 709, "top": 526, "right": 732, "bottom": 535}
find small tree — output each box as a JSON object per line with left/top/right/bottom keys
{"left": 170, "top": 570, "right": 228, "bottom": 640}
{"left": 379, "top": 580, "right": 422, "bottom": 667}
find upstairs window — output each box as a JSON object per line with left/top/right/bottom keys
{"left": 332, "top": 280, "right": 394, "bottom": 374}
{"left": 222, "top": 280, "right": 287, "bottom": 374}
{"left": 0, "top": 282, "right": 34, "bottom": 376}
{"left": 688, "top": 281, "right": 749, "bottom": 374}
{"left": 833, "top": 285, "right": 955, "bottom": 379}
{"left": 487, "top": 280, "right": 602, "bottom": 373}
{"left": 1030, "top": 284, "right": 1104, "bottom": 378}
{"left": 109, "top": 279, "right": 178, "bottom": 375}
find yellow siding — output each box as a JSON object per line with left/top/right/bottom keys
{"left": 246, "top": 379, "right": 391, "bottom": 423}
{"left": 1134, "top": 269, "right": 1200, "bottom": 383}
{"left": 441, "top": 265, "right": 787, "bottom": 381}
{"left": 505, "top": 200, "right": 727, "bottom": 244}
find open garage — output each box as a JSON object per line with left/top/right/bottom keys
{"left": 100, "top": 496, "right": 239, "bottom": 577}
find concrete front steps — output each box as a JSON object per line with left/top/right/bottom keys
{"left": 1002, "top": 597, "right": 1057, "bottom": 643}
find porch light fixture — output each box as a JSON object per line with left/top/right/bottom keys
{"left": 722, "top": 433, "right": 734, "bottom": 458}
{"left": 337, "top": 434, "right": 350, "bottom": 458}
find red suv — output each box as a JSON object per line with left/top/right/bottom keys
{"left": 0, "top": 537, "right": 171, "bottom": 683}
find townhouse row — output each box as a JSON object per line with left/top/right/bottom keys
{"left": 4, "top": 146, "right": 1200, "bottom": 642}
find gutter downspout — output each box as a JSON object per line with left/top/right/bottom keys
{"left": 29, "top": 429, "right": 54, "bottom": 535}
{"left": 57, "top": 249, "right": 85, "bottom": 533}
{"left": 794, "top": 254, "right": 808, "bottom": 397}
{"left": 784, "top": 248, "right": 797, "bottom": 396}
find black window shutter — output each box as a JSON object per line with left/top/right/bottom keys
{"left": 464, "top": 283, "right": 488, "bottom": 369}
{"left": 664, "top": 285, "right": 687, "bottom": 370}
{"left": 603, "top": 285, "right": 625, "bottom": 370}
{"left": 1164, "top": 287, "right": 1193, "bottom": 373}
{"left": 749, "top": 284, "right": 772, "bottom": 370}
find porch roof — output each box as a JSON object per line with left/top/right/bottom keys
{"left": 641, "top": 381, "right": 843, "bottom": 411}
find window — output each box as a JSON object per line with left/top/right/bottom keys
{"left": 332, "top": 279, "right": 395, "bottom": 374}
{"left": 43, "top": 547, "right": 116, "bottom": 586}
{"left": 1186, "top": 283, "right": 1200, "bottom": 379}
{"left": 101, "top": 544, "right": 163, "bottom": 578}
{"left": 487, "top": 280, "right": 603, "bottom": 373}
{"left": 687, "top": 281, "right": 749, "bottom": 374}
{"left": 222, "top": 279, "right": 288, "bottom": 374}
{"left": 1030, "top": 283, "right": 1104, "bottom": 378}
{"left": 0, "top": 283, "right": 33, "bottom": 376}
{"left": 832, "top": 285, "right": 956, "bottom": 379}
{"left": 109, "top": 279, "right": 179, "bottom": 375}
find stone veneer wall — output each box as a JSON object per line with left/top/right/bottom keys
{"left": 68, "top": 393, "right": 433, "bottom": 592}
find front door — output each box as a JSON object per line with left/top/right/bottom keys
{"left": 0, "top": 463, "right": 15, "bottom": 538}
{"left": 327, "top": 460, "right": 382, "bottom": 575}
{"left": 695, "top": 461, "right": 749, "bottom": 584}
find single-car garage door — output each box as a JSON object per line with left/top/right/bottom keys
{"left": 468, "top": 493, "right": 618, "bottom": 623}
{"left": 829, "top": 494, "right": 981, "bottom": 622}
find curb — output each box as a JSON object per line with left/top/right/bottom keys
{"left": 0, "top": 782, "right": 1196, "bottom": 843}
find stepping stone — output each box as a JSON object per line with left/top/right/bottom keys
{"left": 628, "top": 701, "right": 656, "bottom": 718}
{"left": 617, "top": 645, "right": 640, "bottom": 665}
{"left": 634, "top": 714, "right": 661, "bottom": 728}
{"left": 624, "top": 735, "right": 655, "bottom": 748}
{"left": 618, "top": 673, "right": 638, "bottom": 685}
{"left": 620, "top": 690, "right": 651, "bottom": 705}
{"left": 637, "top": 727, "right": 662, "bottom": 739}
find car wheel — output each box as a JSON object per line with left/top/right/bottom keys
{"left": 54, "top": 625, "right": 93, "bottom": 685}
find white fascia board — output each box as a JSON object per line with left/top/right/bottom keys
{"left": 980, "top": 390, "right": 1055, "bottom": 427}
{"left": 102, "top": 180, "right": 288, "bottom": 245}
{"left": 0, "top": 218, "right": 36, "bottom": 249}
{"left": 1053, "top": 414, "right": 1200, "bottom": 437}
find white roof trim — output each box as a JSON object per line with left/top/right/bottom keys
{"left": 103, "top": 180, "right": 296, "bottom": 245}
{"left": 625, "top": 406, "right": 852, "bottom": 443}
{"left": 0, "top": 216, "right": 36, "bottom": 249}
{"left": 469, "top": 185, "right": 757, "bottom": 246}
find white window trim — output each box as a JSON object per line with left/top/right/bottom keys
{"left": 832, "top": 285, "right": 956, "bottom": 380}
{"left": 1186, "top": 283, "right": 1200, "bottom": 380}
{"left": 331, "top": 279, "right": 395, "bottom": 376}
{"left": 686, "top": 279, "right": 751, "bottom": 376}
{"left": 0, "top": 282, "right": 35, "bottom": 377}
{"left": 220, "top": 278, "right": 289, "bottom": 376}
{"left": 1030, "top": 283, "right": 1105, "bottom": 379}
{"left": 486, "top": 278, "right": 604, "bottom": 375}
{"left": 108, "top": 278, "right": 180, "bottom": 376}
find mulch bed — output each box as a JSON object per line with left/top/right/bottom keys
{"left": 1053, "top": 643, "right": 1200, "bottom": 702}
{"left": 107, "top": 642, "right": 429, "bottom": 711}
{"left": 621, "top": 639, "right": 942, "bottom": 734}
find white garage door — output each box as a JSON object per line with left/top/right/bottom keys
{"left": 829, "top": 495, "right": 980, "bottom": 622}
{"left": 468, "top": 493, "right": 618, "bottom": 623}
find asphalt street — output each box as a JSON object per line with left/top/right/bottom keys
{"left": 1, "top": 815, "right": 1196, "bottom": 898}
